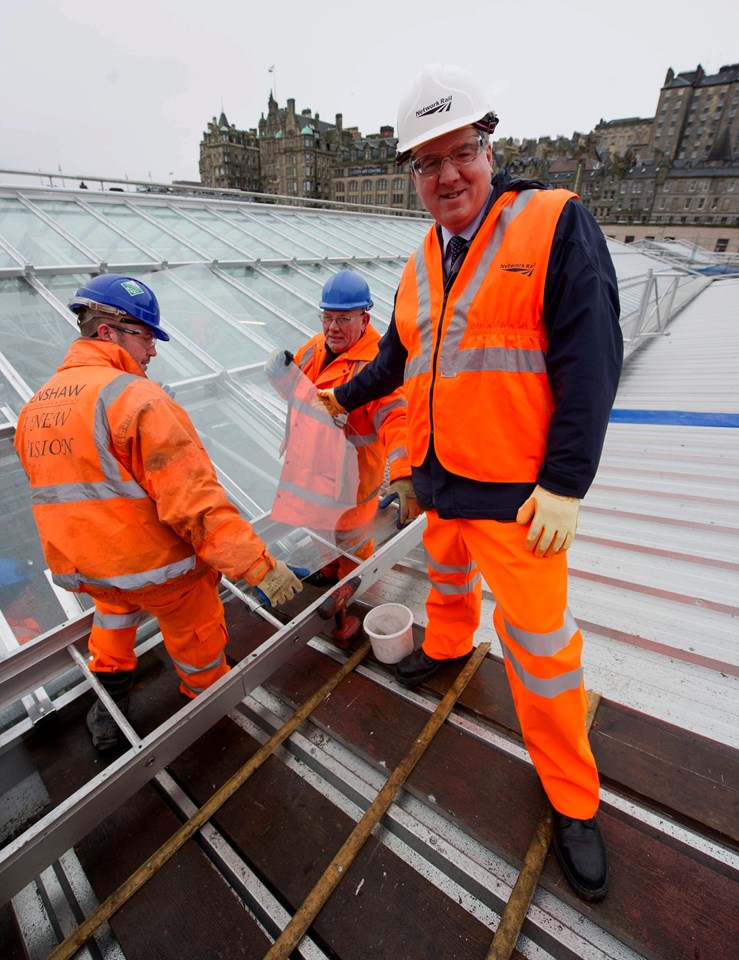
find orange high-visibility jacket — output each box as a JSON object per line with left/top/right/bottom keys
{"left": 395, "top": 188, "right": 572, "bottom": 483}
{"left": 269, "top": 325, "right": 410, "bottom": 531}
{"left": 14, "top": 339, "right": 274, "bottom": 599}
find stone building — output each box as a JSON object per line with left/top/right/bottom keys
{"left": 199, "top": 112, "right": 260, "bottom": 192}
{"left": 199, "top": 63, "right": 739, "bottom": 249}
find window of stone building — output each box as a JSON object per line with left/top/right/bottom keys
{"left": 335, "top": 182, "right": 345, "bottom": 194}
{"left": 728, "top": 180, "right": 736, "bottom": 192}
{"left": 393, "top": 178, "right": 403, "bottom": 190}
{"left": 658, "top": 198, "right": 666, "bottom": 210}
{"left": 689, "top": 180, "right": 697, "bottom": 192}
{"left": 377, "top": 179, "right": 387, "bottom": 190}
{"left": 303, "top": 181, "right": 312, "bottom": 193}
{"left": 715, "top": 238, "right": 729, "bottom": 252}
{"left": 698, "top": 197, "right": 705, "bottom": 209}
{"left": 684, "top": 198, "right": 691, "bottom": 210}
{"left": 362, "top": 180, "right": 372, "bottom": 193}
{"left": 377, "top": 195, "right": 388, "bottom": 204}
{"left": 348, "top": 181, "right": 358, "bottom": 192}
{"left": 711, "top": 197, "right": 719, "bottom": 210}
{"left": 620, "top": 182, "right": 627, "bottom": 194}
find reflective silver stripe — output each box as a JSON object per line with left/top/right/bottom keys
{"left": 291, "top": 395, "right": 326, "bottom": 422}
{"left": 499, "top": 636, "right": 583, "bottom": 698}
{"left": 31, "top": 479, "right": 148, "bottom": 505}
{"left": 405, "top": 246, "right": 434, "bottom": 383}
{"left": 299, "top": 344, "right": 316, "bottom": 369}
{"left": 96, "top": 375, "right": 147, "bottom": 495}
{"left": 172, "top": 651, "right": 225, "bottom": 677}
{"left": 347, "top": 431, "right": 378, "bottom": 448}
{"left": 387, "top": 446, "right": 408, "bottom": 463}
{"left": 278, "top": 479, "right": 381, "bottom": 508}
{"left": 52, "top": 554, "right": 197, "bottom": 592}
{"left": 93, "top": 610, "right": 149, "bottom": 630}
{"left": 502, "top": 609, "right": 578, "bottom": 657}
{"left": 439, "top": 191, "right": 540, "bottom": 378}
{"left": 373, "top": 396, "right": 406, "bottom": 432}
{"left": 428, "top": 572, "right": 481, "bottom": 595}
{"left": 449, "top": 345, "right": 546, "bottom": 374}
{"left": 426, "top": 553, "right": 478, "bottom": 577}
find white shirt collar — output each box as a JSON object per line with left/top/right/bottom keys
{"left": 440, "top": 186, "right": 493, "bottom": 257}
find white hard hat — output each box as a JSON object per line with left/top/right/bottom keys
{"left": 396, "top": 63, "right": 498, "bottom": 163}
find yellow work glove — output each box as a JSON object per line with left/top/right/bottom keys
{"left": 516, "top": 484, "right": 580, "bottom": 558}
{"left": 388, "top": 477, "right": 421, "bottom": 525}
{"left": 312, "top": 388, "right": 346, "bottom": 419}
{"left": 256, "top": 560, "right": 303, "bottom": 606}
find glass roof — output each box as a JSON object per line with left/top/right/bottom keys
{"left": 0, "top": 182, "right": 704, "bottom": 646}
{"left": 0, "top": 185, "right": 430, "bottom": 645}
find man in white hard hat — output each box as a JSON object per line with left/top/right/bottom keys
{"left": 315, "top": 64, "right": 623, "bottom": 901}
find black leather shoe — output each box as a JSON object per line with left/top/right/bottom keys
{"left": 551, "top": 810, "right": 609, "bottom": 901}
{"left": 395, "top": 647, "right": 470, "bottom": 686}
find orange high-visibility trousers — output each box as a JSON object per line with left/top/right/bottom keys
{"left": 87, "top": 567, "right": 230, "bottom": 698}
{"left": 422, "top": 509, "right": 600, "bottom": 819}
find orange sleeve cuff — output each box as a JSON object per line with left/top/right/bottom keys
{"left": 243, "top": 551, "right": 275, "bottom": 586}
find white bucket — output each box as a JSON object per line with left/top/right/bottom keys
{"left": 363, "top": 603, "right": 414, "bottom": 664}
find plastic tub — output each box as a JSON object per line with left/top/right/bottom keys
{"left": 363, "top": 603, "right": 414, "bottom": 664}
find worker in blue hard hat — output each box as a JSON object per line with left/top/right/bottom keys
{"left": 15, "top": 274, "right": 302, "bottom": 752}
{"left": 265, "top": 269, "right": 419, "bottom": 585}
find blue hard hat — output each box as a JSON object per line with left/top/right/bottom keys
{"left": 68, "top": 274, "right": 169, "bottom": 342}
{"left": 320, "top": 270, "right": 373, "bottom": 311}
{"left": 0, "top": 558, "right": 30, "bottom": 588}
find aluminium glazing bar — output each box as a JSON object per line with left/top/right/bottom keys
{"left": 0, "top": 515, "right": 425, "bottom": 905}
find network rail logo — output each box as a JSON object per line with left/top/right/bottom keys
{"left": 499, "top": 262, "right": 536, "bottom": 277}
{"left": 416, "top": 95, "right": 453, "bottom": 118}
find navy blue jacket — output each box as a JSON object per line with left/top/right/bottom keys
{"left": 336, "top": 170, "right": 623, "bottom": 521}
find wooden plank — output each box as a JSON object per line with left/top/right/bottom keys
{"left": 340, "top": 600, "right": 738, "bottom": 845}
{"left": 260, "top": 640, "right": 739, "bottom": 960}
{"left": 167, "top": 716, "right": 505, "bottom": 960}
{"left": 75, "top": 772, "right": 271, "bottom": 960}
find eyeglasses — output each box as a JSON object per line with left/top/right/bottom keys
{"left": 410, "top": 135, "right": 487, "bottom": 179}
{"left": 107, "top": 322, "right": 156, "bottom": 345}
{"left": 319, "top": 311, "right": 367, "bottom": 327}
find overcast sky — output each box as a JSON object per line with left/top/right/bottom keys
{"left": 2, "top": 0, "right": 737, "bottom": 186}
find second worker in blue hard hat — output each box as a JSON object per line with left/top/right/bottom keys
{"left": 265, "top": 270, "right": 419, "bottom": 585}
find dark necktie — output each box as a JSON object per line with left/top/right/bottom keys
{"left": 448, "top": 234, "right": 467, "bottom": 270}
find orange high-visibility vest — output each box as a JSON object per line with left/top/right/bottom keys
{"left": 395, "top": 188, "right": 573, "bottom": 483}
{"left": 269, "top": 326, "right": 410, "bottom": 532}
{"left": 14, "top": 339, "right": 272, "bottom": 599}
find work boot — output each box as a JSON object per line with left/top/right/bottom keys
{"left": 551, "top": 809, "right": 609, "bottom": 901}
{"left": 85, "top": 670, "right": 133, "bottom": 753}
{"left": 395, "top": 647, "right": 471, "bottom": 686}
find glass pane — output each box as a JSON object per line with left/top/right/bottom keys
{"left": 31, "top": 200, "right": 153, "bottom": 265}
{"left": 143, "top": 265, "right": 277, "bottom": 367}
{"left": 0, "top": 198, "right": 89, "bottom": 267}
{"left": 185, "top": 207, "right": 260, "bottom": 258}
{"left": 233, "top": 210, "right": 322, "bottom": 258}
{"left": 0, "top": 435, "right": 89, "bottom": 650}
{"left": 139, "top": 205, "right": 248, "bottom": 260}
{"left": 85, "top": 203, "right": 202, "bottom": 262}
{"left": 0, "top": 278, "right": 77, "bottom": 393}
